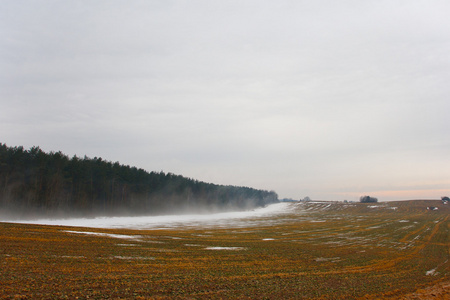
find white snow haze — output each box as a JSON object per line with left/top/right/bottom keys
{"left": 10, "top": 202, "right": 293, "bottom": 230}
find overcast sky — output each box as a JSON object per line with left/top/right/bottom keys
{"left": 1, "top": 1, "right": 449, "bottom": 201}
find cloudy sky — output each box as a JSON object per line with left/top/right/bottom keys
{"left": 1, "top": 1, "right": 449, "bottom": 201}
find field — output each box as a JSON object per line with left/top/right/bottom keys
{"left": 1, "top": 200, "right": 449, "bottom": 299}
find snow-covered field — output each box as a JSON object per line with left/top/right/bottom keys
{"left": 8, "top": 202, "right": 295, "bottom": 230}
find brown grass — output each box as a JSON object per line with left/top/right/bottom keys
{"left": 1, "top": 200, "right": 449, "bottom": 299}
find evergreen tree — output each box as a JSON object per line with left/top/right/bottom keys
{"left": 0, "top": 143, "right": 279, "bottom": 218}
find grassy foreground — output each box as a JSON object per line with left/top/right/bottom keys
{"left": 1, "top": 200, "right": 449, "bottom": 299}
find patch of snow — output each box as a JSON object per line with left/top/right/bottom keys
{"left": 54, "top": 255, "right": 86, "bottom": 259}
{"left": 205, "top": 246, "right": 246, "bottom": 251}
{"left": 151, "top": 249, "right": 178, "bottom": 252}
{"left": 262, "top": 238, "right": 275, "bottom": 241}
{"left": 164, "top": 236, "right": 183, "bottom": 240}
{"left": 111, "top": 256, "right": 155, "bottom": 260}
{"left": 400, "top": 225, "right": 415, "bottom": 230}
{"left": 426, "top": 268, "right": 437, "bottom": 276}
{"left": 65, "top": 230, "right": 142, "bottom": 240}
{"left": 315, "top": 257, "right": 340, "bottom": 262}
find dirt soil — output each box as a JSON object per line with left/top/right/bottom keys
{"left": 399, "top": 281, "right": 450, "bottom": 300}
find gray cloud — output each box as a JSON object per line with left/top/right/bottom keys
{"left": 1, "top": 0, "right": 449, "bottom": 200}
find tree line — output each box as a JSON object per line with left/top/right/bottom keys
{"left": 0, "top": 143, "right": 278, "bottom": 218}
{"left": 359, "top": 195, "right": 378, "bottom": 203}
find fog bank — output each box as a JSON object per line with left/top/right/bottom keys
{"left": 7, "top": 202, "right": 293, "bottom": 230}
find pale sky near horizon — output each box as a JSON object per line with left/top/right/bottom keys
{"left": 1, "top": 1, "right": 449, "bottom": 201}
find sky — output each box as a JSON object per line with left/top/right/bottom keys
{"left": 1, "top": 1, "right": 449, "bottom": 201}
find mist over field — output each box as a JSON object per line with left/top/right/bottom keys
{"left": 7, "top": 202, "right": 292, "bottom": 230}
